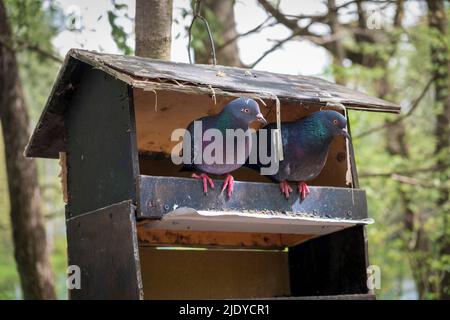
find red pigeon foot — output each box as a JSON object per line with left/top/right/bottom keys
{"left": 279, "top": 180, "right": 293, "bottom": 199}
{"left": 298, "top": 181, "right": 310, "bottom": 200}
{"left": 221, "top": 174, "right": 235, "bottom": 198}
{"left": 192, "top": 173, "right": 214, "bottom": 194}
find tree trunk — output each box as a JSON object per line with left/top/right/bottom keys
{"left": 0, "top": 0, "right": 56, "bottom": 299}
{"left": 426, "top": 0, "right": 450, "bottom": 300}
{"left": 135, "top": 0, "right": 173, "bottom": 59}
{"left": 195, "top": 0, "right": 244, "bottom": 67}
{"left": 327, "top": 0, "right": 346, "bottom": 85}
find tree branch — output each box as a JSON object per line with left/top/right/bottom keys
{"left": 362, "top": 172, "right": 450, "bottom": 190}
{"left": 0, "top": 36, "right": 63, "bottom": 63}
{"left": 249, "top": 32, "right": 297, "bottom": 68}
{"left": 354, "top": 76, "right": 435, "bottom": 139}
{"left": 257, "top": 0, "right": 299, "bottom": 30}
{"left": 359, "top": 162, "right": 450, "bottom": 178}
{"left": 216, "top": 16, "right": 275, "bottom": 52}
{"left": 256, "top": 0, "right": 390, "bottom": 68}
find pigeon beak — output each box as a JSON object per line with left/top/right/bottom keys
{"left": 341, "top": 129, "right": 351, "bottom": 140}
{"left": 255, "top": 113, "right": 267, "bottom": 125}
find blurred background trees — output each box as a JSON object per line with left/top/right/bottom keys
{"left": 0, "top": 0, "right": 63, "bottom": 299}
{"left": 0, "top": 0, "right": 448, "bottom": 299}
{"left": 190, "top": 0, "right": 450, "bottom": 298}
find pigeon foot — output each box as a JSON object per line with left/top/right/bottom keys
{"left": 279, "top": 180, "right": 293, "bottom": 199}
{"left": 221, "top": 174, "right": 235, "bottom": 198}
{"left": 192, "top": 173, "right": 214, "bottom": 194}
{"left": 298, "top": 181, "right": 310, "bottom": 200}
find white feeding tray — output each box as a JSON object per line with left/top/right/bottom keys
{"left": 141, "top": 207, "right": 374, "bottom": 236}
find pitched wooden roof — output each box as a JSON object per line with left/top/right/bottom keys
{"left": 26, "top": 49, "right": 399, "bottom": 158}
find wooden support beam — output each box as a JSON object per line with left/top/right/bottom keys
{"left": 137, "top": 226, "right": 314, "bottom": 249}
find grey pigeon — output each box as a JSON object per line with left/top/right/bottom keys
{"left": 183, "top": 97, "right": 267, "bottom": 197}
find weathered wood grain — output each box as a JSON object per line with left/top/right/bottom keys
{"left": 138, "top": 175, "right": 368, "bottom": 220}
{"left": 137, "top": 227, "right": 314, "bottom": 248}
{"left": 66, "top": 200, "right": 143, "bottom": 300}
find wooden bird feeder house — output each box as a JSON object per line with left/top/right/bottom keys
{"left": 26, "top": 49, "right": 399, "bottom": 300}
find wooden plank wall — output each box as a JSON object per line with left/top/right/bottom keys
{"left": 65, "top": 68, "right": 139, "bottom": 218}
{"left": 139, "top": 247, "right": 290, "bottom": 299}
{"left": 67, "top": 201, "right": 143, "bottom": 299}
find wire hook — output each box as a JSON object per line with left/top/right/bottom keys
{"left": 187, "top": 0, "right": 217, "bottom": 66}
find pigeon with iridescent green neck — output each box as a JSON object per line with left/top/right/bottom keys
{"left": 257, "top": 110, "right": 350, "bottom": 200}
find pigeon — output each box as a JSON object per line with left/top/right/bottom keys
{"left": 254, "top": 110, "right": 350, "bottom": 200}
{"left": 183, "top": 97, "right": 267, "bottom": 197}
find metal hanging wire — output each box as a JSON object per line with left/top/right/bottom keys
{"left": 187, "top": 0, "right": 217, "bottom": 66}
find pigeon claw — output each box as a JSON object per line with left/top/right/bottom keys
{"left": 279, "top": 180, "right": 293, "bottom": 199}
{"left": 221, "top": 174, "right": 235, "bottom": 198}
{"left": 298, "top": 181, "right": 310, "bottom": 201}
{"left": 192, "top": 173, "right": 214, "bottom": 194}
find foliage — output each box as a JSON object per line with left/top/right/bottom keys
{"left": 107, "top": 1, "right": 133, "bottom": 55}
{"left": 338, "top": 12, "right": 450, "bottom": 299}
{"left": 0, "top": 0, "right": 66, "bottom": 299}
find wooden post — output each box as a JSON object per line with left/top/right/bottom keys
{"left": 65, "top": 68, "right": 142, "bottom": 299}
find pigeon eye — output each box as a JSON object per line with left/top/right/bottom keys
{"left": 242, "top": 108, "right": 250, "bottom": 113}
{"left": 333, "top": 119, "right": 338, "bottom": 125}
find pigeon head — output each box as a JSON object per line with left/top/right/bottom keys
{"left": 223, "top": 98, "right": 267, "bottom": 126}
{"left": 316, "top": 110, "right": 350, "bottom": 140}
